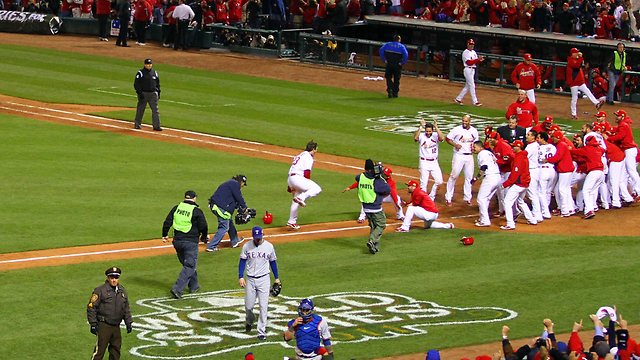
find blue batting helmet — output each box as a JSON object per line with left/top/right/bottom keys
{"left": 298, "top": 298, "right": 314, "bottom": 321}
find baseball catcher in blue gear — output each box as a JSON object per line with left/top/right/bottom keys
{"left": 283, "top": 299, "right": 334, "bottom": 360}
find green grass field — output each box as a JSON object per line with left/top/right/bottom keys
{"left": 0, "top": 43, "right": 639, "bottom": 359}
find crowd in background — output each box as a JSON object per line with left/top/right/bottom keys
{"left": 3, "top": 0, "right": 640, "bottom": 39}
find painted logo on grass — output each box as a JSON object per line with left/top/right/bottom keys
{"left": 129, "top": 290, "right": 517, "bottom": 359}
{"left": 365, "top": 110, "right": 570, "bottom": 135}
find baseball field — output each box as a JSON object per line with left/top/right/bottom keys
{"left": 0, "top": 33, "right": 639, "bottom": 360}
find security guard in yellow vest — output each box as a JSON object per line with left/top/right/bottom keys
{"left": 162, "top": 190, "right": 209, "bottom": 299}
{"left": 355, "top": 159, "right": 390, "bottom": 254}
{"left": 607, "top": 42, "right": 626, "bottom": 104}
{"left": 87, "top": 266, "right": 133, "bottom": 360}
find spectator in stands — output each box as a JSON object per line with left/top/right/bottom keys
{"left": 214, "top": 0, "right": 230, "bottom": 24}
{"left": 80, "top": 0, "right": 93, "bottom": 17}
{"left": 486, "top": 0, "right": 503, "bottom": 27}
{"left": 400, "top": 0, "right": 413, "bottom": 16}
{"left": 468, "top": 0, "right": 489, "bottom": 26}
{"left": 290, "top": 0, "right": 305, "bottom": 27}
{"left": 134, "top": 0, "right": 153, "bottom": 45}
{"left": 531, "top": 0, "right": 552, "bottom": 32}
{"left": 619, "top": 9, "right": 630, "bottom": 39}
{"left": 302, "top": 0, "right": 317, "bottom": 27}
{"left": 452, "top": 0, "right": 470, "bottom": 23}
{"left": 503, "top": 0, "right": 518, "bottom": 28}
{"left": 60, "top": 0, "right": 71, "bottom": 16}
{"left": 388, "top": 0, "right": 402, "bottom": 15}
{"left": 517, "top": 1, "right": 533, "bottom": 31}
{"left": 95, "top": 0, "right": 112, "bottom": 41}
{"left": 346, "top": 0, "right": 360, "bottom": 22}
{"left": 594, "top": 7, "right": 615, "bottom": 38}
{"left": 202, "top": 3, "right": 215, "bottom": 27}
{"left": 359, "top": 0, "right": 374, "bottom": 20}
{"left": 246, "top": 0, "right": 263, "bottom": 28}
{"left": 152, "top": 0, "right": 165, "bottom": 24}
{"left": 556, "top": 2, "right": 576, "bottom": 34}
{"left": 577, "top": 0, "right": 595, "bottom": 35}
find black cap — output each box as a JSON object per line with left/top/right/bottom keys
{"left": 184, "top": 190, "right": 197, "bottom": 199}
{"left": 233, "top": 174, "right": 247, "bottom": 186}
{"left": 105, "top": 266, "right": 122, "bottom": 277}
{"left": 365, "top": 159, "right": 374, "bottom": 171}
{"left": 144, "top": 58, "right": 153, "bottom": 64}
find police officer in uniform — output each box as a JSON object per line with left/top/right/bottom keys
{"left": 162, "top": 190, "right": 209, "bottom": 299}
{"left": 355, "top": 159, "right": 390, "bottom": 254}
{"left": 379, "top": 34, "right": 408, "bottom": 98}
{"left": 134, "top": 58, "right": 162, "bottom": 131}
{"left": 87, "top": 266, "right": 133, "bottom": 360}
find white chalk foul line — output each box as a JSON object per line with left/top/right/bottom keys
{"left": 0, "top": 215, "right": 474, "bottom": 265}
{"left": 87, "top": 87, "right": 235, "bottom": 107}
{"left": 2, "top": 101, "right": 412, "bottom": 176}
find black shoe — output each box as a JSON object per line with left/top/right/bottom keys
{"left": 121, "top": 44, "right": 130, "bottom": 47}
{"left": 170, "top": 289, "right": 182, "bottom": 299}
{"left": 257, "top": 335, "right": 266, "bottom": 341}
{"left": 153, "top": 128, "right": 162, "bottom": 131}
{"left": 607, "top": 100, "right": 615, "bottom": 105}
{"left": 245, "top": 323, "right": 251, "bottom": 333}
{"left": 190, "top": 287, "right": 200, "bottom": 293}
{"left": 366, "top": 241, "right": 377, "bottom": 254}
{"left": 134, "top": 125, "right": 141, "bottom": 129}
{"left": 115, "top": 42, "right": 121, "bottom": 46}
{"left": 387, "top": 93, "right": 393, "bottom": 98}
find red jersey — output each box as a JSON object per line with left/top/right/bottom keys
{"left": 81, "top": 0, "right": 93, "bottom": 14}
{"left": 604, "top": 139, "right": 625, "bottom": 163}
{"left": 215, "top": 0, "right": 229, "bottom": 23}
{"left": 505, "top": 98, "right": 539, "bottom": 128}
{"left": 595, "top": 120, "right": 613, "bottom": 135}
{"left": 203, "top": 8, "right": 216, "bottom": 25}
{"left": 566, "top": 55, "right": 586, "bottom": 87}
{"left": 487, "top": 0, "right": 502, "bottom": 25}
{"left": 571, "top": 143, "right": 604, "bottom": 172}
{"left": 347, "top": 0, "right": 361, "bottom": 16}
{"left": 229, "top": 0, "right": 247, "bottom": 22}
{"left": 592, "top": 74, "right": 608, "bottom": 99}
{"left": 608, "top": 118, "right": 637, "bottom": 150}
{"left": 386, "top": 176, "right": 399, "bottom": 205}
{"left": 492, "top": 139, "right": 514, "bottom": 173}
{"left": 316, "top": 0, "right": 327, "bottom": 18}
{"left": 503, "top": 150, "right": 530, "bottom": 188}
{"left": 547, "top": 140, "right": 574, "bottom": 173}
{"left": 165, "top": 5, "right": 177, "bottom": 25}
{"left": 572, "top": 154, "right": 587, "bottom": 174}
{"left": 409, "top": 187, "right": 439, "bottom": 213}
{"left": 511, "top": 62, "right": 541, "bottom": 90}
{"left": 134, "top": 0, "right": 153, "bottom": 21}
{"left": 594, "top": 13, "right": 614, "bottom": 39}
{"left": 95, "top": 0, "right": 112, "bottom": 15}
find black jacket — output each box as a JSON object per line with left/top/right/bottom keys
{"left": 134, "top": 68, "right": 160, "bottom": 94}
{"left": 497, "top": 125, "right": 526, "bottom": 144}
{"left": 162, "top": 200, "right": 208, "bottom": 242}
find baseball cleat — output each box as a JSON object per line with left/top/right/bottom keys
{"left": 527, "top": 220, "right": 538, "bottom": 225}
{"left": 205, "top": 247, "right": 219, "bottom": 252}
{"left": 257, "top": 335, "right": 267, "bottom": 341}
{"left": 445, "top": 200, "right": 452, "bottom": 207}
{"left": 448, "top": 223, "right": 455, "bottom": 229}
{"left": 396, "top": 215, "right": 405, "bottom": 220}
{"left": 170, "top": 289, "right": 182, "bottom": 299}
{"left": 245, "top": 323, "right": 252, "bottom": 333}
{"left": 474, "top": 102, "right": 483, "bottom": 107}
{"left": 366, "top": 241, "right": 378, "bottom": 254}
{"left": 286, "top": 222, "right": 301, "bottom": 230}
{"left": 232, "top": 237, "right": 245, "bottom": 248}
{"left": 583, "top": 211, "right": 595, "bottom": 219}
{"left": 293, "top": 197, "right": 306, "bottom": 207}
{"left": 491, "top": 211, "right": 505, "bottom": 218}
{"left": 395, "top": 227, "right": 410, "bottom": 233}
{"left": 454, "top": 98, "right": 463, "bottom": 105}
{"left": 474, "top": 222, "right": 490, "bottom": 227}
{"left": 596, "top": 99, "right": 605, "bottom": 110}
{"left": 500, "top": 225, "right": 515, "bottom": 230}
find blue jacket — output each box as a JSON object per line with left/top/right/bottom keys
{"left": 209, "top": 179, "right": 247, "bottom": 214}
{"left": 355, "top": 171, "right": 390, "bottom": 211}
{"left": 379, "top": 41, "right": 408, "bottom": 66}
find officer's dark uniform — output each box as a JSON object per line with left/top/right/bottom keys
{"left": 162, "top": 190, "right": 209, "bottom": 299}
{"left": 379, "top": 36, "right": 409, "bottom": 98}
{"left": 87, "top": 267, "right": 133, "bottom": 360}
{"left": 115, "top": 0, "right": 131, "bottom": 47}
{"left": 134, "top": 58, "right": 162, "bottom": 131}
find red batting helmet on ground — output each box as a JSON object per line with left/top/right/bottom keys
{"left": 262, "top": 211, "right": 273, "bottom": 225}
{"left": 460, "top": 236, "right": 474, "bottom": 246}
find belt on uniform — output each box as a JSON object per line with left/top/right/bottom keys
{"left": 458, "top": 153, "right": 472, "bottom": 155}
{"left": 465, "top": 66, "right": 476, "bottom": 69}
{"left": 289, "top": 173, "right": 300, "bottom": 176}
{"left": 420, "top": 157, "right": 435, "bottom": 161}
{"left": 529, "top": 167, "right": 539, "bottom": 169}
{"left": 248, "top": 274, "right": 268, "bottom": 279}
{"left": 540, "top": 165, "right": 553, "bottom": 169}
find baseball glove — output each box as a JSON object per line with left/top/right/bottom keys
{"left": 270, "top": 281, "right": 282, "bottom": 297}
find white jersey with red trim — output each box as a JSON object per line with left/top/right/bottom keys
{"left": 446, "top": 125, "right": 479, "bottom": 155}
{"left": 477, "top": 149, "right": 500, "bottom": 175}
{"left": 418, "top": 132, "right": 441, "bottom": 160}
{"left": 538, "top": 144, "right": 556, "bottom": 163}
{"left": 289, "top": 151, "right": 314, "bottom": 175}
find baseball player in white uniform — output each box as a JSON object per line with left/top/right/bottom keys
{"left": 238, "top": 226, "right": 280, "bottom": 341}
{"left": 414, "top": 118, "right": 444, "bottom": 200}
{"left": 524, "top": 130, "right": 544, "bottom": 222}
{"left": 582, "top": 123, "right": 610, "bottom": 210}
{"left": 454, "top": 38, "right": 485, "bottom": 107}
{"left": 287, "top": 141, "right": 322, "bottom": 230}
{"left": 536, "top": 132, "right": 557, "bottom": 219}
{"left": 444, "top": 114, "right": 479, "bottom": 205}
{"left": 472, "top": 141, "right": 501, "bottom": 227}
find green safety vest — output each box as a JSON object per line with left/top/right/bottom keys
{"left": 613, "top": 51, "right": 626, "bottom": 72}
{"left": 173, "top": 202, "right": 195, "bottom": 233}
{"left": 211, "top": 204, "right": 232, "bottom": 220}
{"left": 357, "top": 174, "right": 376, "bottom": 204}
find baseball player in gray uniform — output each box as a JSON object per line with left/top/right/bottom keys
{"left": 238, "top": 226, "right": 280, "bottom": 341}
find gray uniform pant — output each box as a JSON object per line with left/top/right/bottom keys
{"left": 365, "top": 210, "right": 386, "bottom": 249}
{"left": 245, "top": 275, "right": 270, "bottom": 337}
{"left": 134, "top": 91, "right": 161, "bottom": 129}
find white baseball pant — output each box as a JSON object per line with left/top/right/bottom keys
{"left": 476, "top": 173, "right": 501, "bottom": 225}
{"left": 419, "top": 159, "right": 443, "bottom": 200}
{"left": 623, "top": 147, "right": 640, "bottom": 195}
{"left": 244, "top": 275, "right": 271, "bottom": 337}
{"left": 608, "top": 160, "right": 625, "bottom": 207}
{"left": 503, "top": 185, "right": 536, "bottom": 228}
{"left": 526, "top": 167, "right": 543, "bottom": 222}
{"left": 570, "top": 84, "right": 599, "bottom": 117}
{"left": 524, "top": 88, "right": 536, "bottom": 103}
{"left": 555, "top": 172, "right": 575, "bottom": 215}
{"left": 496, "top": 172, "right": 510, "bottom": 213}
{"left": 400, "top": 206, "right": 451, "bottom": 230}
{"left": 538, "top": 165, "right": 557, "bottom": 218}
{"left": 571, "top": 172, "right": 586, "bottom": 212}
{"left": 456, "top": 67, "right": 479, "bottom": 104}
{"left": 597, "top": 172, "right": 610, "bottom": 209}
{"left": 287, "top": 175, "right": 322, "bottom": 224}
{"left": 445, "top": 153, "right": 475, "bottom": 202}
{"left": 582, "top": 170, "right": 604, "bottom": 214}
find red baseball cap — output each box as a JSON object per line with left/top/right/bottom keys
{"left": 544, "top": 116, "right": 554, "bottom": 123}
{"left": 551, "top": 130, "right": 564, "bottom": 139}
{"left": 595, "top": 111, "right": 606, "bottom": 118}
{"left": 512, "top": 140, "right": 525, "bottom": 148}
{"left": 570, "top": 47, "right": 580, "bottom": 54}
{"left": 523, "top": 53, "right": 532, "bottom": 61}
{"left": 484, "top": 125, "right": 494, "bottom": 135}
{"left": 488, "top": 131, "right": 500, "bottom": 140}
{"left": 614, "top": 109, "right": 626, "bottom": 117}
{"left": 467, "top": 39, "right": 475, "bottom": 45}
{"left": 573, "top": 133, "right": 582, "bottom": 139}
{"left": 406, "top": 180, "right": 420, "bottom": 187}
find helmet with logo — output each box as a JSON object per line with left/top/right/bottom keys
{"left": 298, "top": 298, "right": 314, "bottom": 321}
{"left": 383, "top": 167, "right": 393, "bottom": 178}
{"left": 262, "top": 211, "right": 273, "bottom": 225}
{"left": 460, "top": 236, "right": 474, "bottom": 246}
